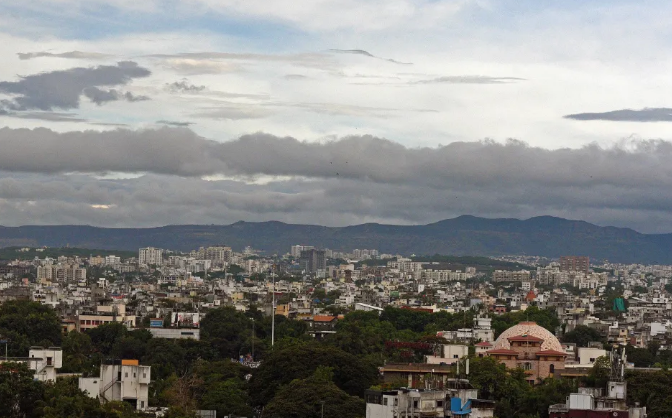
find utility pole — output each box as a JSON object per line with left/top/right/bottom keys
{"left": 252, "top": 318, "right": 255, "bottom": 359}
{"left": 321, "top": 401, "right": 325, "bottom": 418}
{"left": 271, "top": 266, "right": 276, "bottom": 348}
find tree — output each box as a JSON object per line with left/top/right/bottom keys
{"left": 142, "top": 339, "right": 188, "bottom": 381}
{"left": 248, "top": 343, "right": 379, "bottom": 407}
{"left": 584, "top": 356, "right": 610, "bottom": 388}
{"left": 0, "top": 300, "right": 62, "bottom": 356}
{"left": 263, "top": 367, "right": 365, "bottom": 418}
{"left": 0, "top": 361, "right": 44, "bottom": 418}
{"left": 87, "top": 322, "right": 127, "bottom": 356}
{"left": 200, "top": 307, "right": 252, "bottom": 359}
{"left": 561, "top": 325, "right": 605, "bottom": 347}
{"left": 627, "top": 370, "right": 672, "bottom": 418}
{"left": 199, "top": 379, "right": 253, "bottom": 418}
{"left": 38, "top": 376, "right": 114, "bottom": 418}
{"left": 61, "top": 331, "right": 99, "bottom": 375}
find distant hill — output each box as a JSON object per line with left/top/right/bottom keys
{"left": 0, "top": 215, "right": 670, "bottom": 263}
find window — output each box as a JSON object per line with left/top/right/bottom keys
{"left": 140, "top": 401, "right": 144, "bottom": 408}
{"left": 394, "top": 399, "right": 398, "bottom": 406}
{"left": 143, "top": 372, "right": 147, "bottom": 378}
{"left": 134, "top": 372, "right": 137, "bottom": 378}
{"left": 453, "top": 354, "right": 459, "bottom": 358}
{"left": 437, "top": 400, "right": 443, "bottom": 407}
{"left": 549, "top": 364, "right": 555, "bottom": 374}
{"left": 413, "top": 401, "right": 418, "bottom": 408}
{"left": 47, "top": 357, "right": 52, "bottom": 366}
{"left": 523, "top": 362, "right": 532, "bottom": 370}
{"left": 125, "top": 372, "right": 128, "bottom": 378}
{"left": 383, "top": 398, "right": 388, "bottom": 406}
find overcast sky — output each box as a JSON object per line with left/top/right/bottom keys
{"left": 1, "top": 1, "right": 672, "bottom": 232}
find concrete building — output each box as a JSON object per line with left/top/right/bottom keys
{"left": 493, "top": 270, "right": 531, "bottom": 282}
{"left": 0, "top": 347, "right": 63, "bottom": 382}
{"left": 79, "top": 359, "right": 151, "bottom": 411}
{"left": 576, "top": 347, "right": 607, "bottom": 366}
{"left": 426, "top": 344, "right": 469, "bottom": 365}
{"left": 300, "top": 249, "right": 326, "bottom": 273}
{"left": 37, "top": 264, "right": 86, "bottom": 282}
{"left": 291, "top": 245, "right": 314, "bottom": 258}
{"left": 366, "top": 380, "right": 495, "bottom": 418}
{"left": 77, "top": 303, "right": 136, "bottom": 331}
{"left": 146, "top": 327, "right": 200, "bottom": 340}
{"left": 560, "top": 256, "right": 590, "bottom": 274}
{"left": 138, "top": 247, "right": 163, "bottom": 266}
{"left": 549, "top": 350, "right": 646, "bottom": 418}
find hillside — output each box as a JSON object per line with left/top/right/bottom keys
{"left": 0, "top": 215, "right": 670, "bottom": 263}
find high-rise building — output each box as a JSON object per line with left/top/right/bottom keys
{"left": 139, "top": 247, "right": 163, "bottom": 266}
{"left": 300, "top": 249, "right": 326, "bottom": 273}
{"left": 559, "top": 256, "right": 589, "bottom": 273}
{"left": 201, "top": 246, "right": 232, "bottom": 263}
{"left": 291, "top": 245, "right": 314, "bottom": 258}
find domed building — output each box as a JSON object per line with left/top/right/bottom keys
{"left": 487, "top": 321, "right": 566, "bottom": 384}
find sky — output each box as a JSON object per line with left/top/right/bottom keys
{"left": 1, "top": 0, "right": 672, "bottom": 232}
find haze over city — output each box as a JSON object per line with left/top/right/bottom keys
{"left": 1, "top": 1, "right": 672, "bottom": 232}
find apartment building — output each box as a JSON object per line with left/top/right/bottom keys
{"left": 77, "top": 303, "right": 136, "bottom": 331}
{"left": 138, "top": 247, "right": 163, "bottom": 266}
{"left": 493, "top": 270, "right": 531, "bottom": 282}
{"left": 37, "top": 264, "right": 87, "bottom": 282}
{"left": 300, "top": 249, "right": 326, "bottom": 273}
{"left": 560, "top": 256, "right": 590, "bottom": 274}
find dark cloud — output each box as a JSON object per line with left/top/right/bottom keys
{"left": 328, "top": 49, "right": 413, "bottom": 65}
{"left": 165, "top": 79, "right": 206, "bottom": 93}
{"left": 12, "top": 112, "right": 87, "bottom": 122}
{"left": 2, "top": 127, "right": 672, "bottom": 231}
{"left": 83, "top": 87, "right": 150, "bottom": 105}
{"left": 157, "top": 120, "right": 194, "bottom": 127}
{"left": 17, "top": 51, "right": 113, "bottom": 60}
{"left": 564, "top": 108, "right": 672, "bottom": 122}
{"left": 0, "top": 61, "right": 151, "bottom": 111}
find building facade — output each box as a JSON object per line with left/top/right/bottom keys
{"left": 138, "top": 247, "right": 163, "bottom": 266}
{"left": 79, "top": 359, "right": 151, "bottom": 411}
{"left": 560, "top": 256, "right": 590, "bottom": 273}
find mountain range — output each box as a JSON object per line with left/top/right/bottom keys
{"left": 0, "top": 215, "right": 669, "bottom": 263}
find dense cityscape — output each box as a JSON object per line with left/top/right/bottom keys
{"left": 1, "top": 243, "right": 670, "bottom": 417}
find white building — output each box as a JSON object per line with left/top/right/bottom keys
{"left": 79, "top": 359, "right": 151, "bottom": 410}
{"left": 426, "top": 344, "right": 469, "bottom": 365}
{"left": 0, "top": 347, "right": 63, "bottom": 382}
{"left": 104, "top": 255, "right": 121, "bottom": 265}
{"left": 576, "top": 347, "right": 607, "bottom": 366}
{"left": 138, "top": 247, "right": 164, "bottom": 266}
{"left": 29, "top": 346, "right": 63, "bottom": 382}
